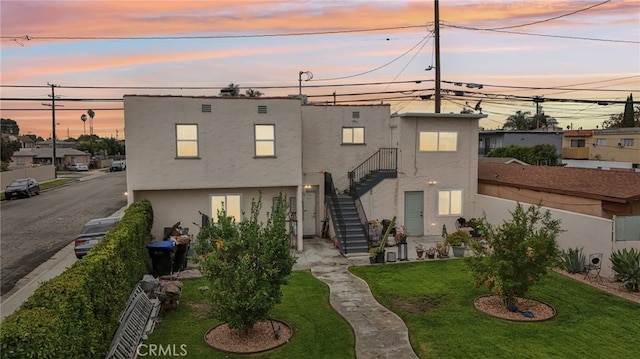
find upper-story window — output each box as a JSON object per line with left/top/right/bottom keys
{"left": 176, "top": 124, "right": 199, "bottom": 158}
{"left": 570, "top": 139, "right": 585, "bottom": 148}
{"left": 255, "top": 124, "right": 275, "bottom": 157}
{"left": 595, "top": 138, "right": 606, "bottom": 146}
{"left": 342, "top": 127, "right": 365, "bottom": 144}
{"left": 620, "top": 138, "right": 634, "bottom": 147}
{"left": 420, "top": 131, "right": 458, "bottom": 151}
{"left": 438, "top": 189, "right": 463, "bottom": 216}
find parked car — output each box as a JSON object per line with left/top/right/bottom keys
{"left": 74, "top": 217, "right": 121, "bottom": 259}
{"left": 110, "top": 160, "right": 126, "bottom": 172}
{"left": 4, "top": 178, "right": 40, "bottom": 200}
{"left": 68, "top": 163, "right": 89, "bottom": 171}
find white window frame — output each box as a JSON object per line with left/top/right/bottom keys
{"left": 176, "top": 124, "right": 199, "bottom": 158}
{"left": 420, "top": 131, "right": 458, "bottom": 152}
{"left": 342, "top": 127, "right": 365, "bottom": 144}
{"left": 621, "top": 138, "right": 634, "bottom": 147}
{"left": 211, "top": 194, "right": 242, "bottom": 223}
{"left": 437, "top": 189, "right": 463, "bottom": 216}
{"left": 255, "top": 124, "right": 275, "bottom": 157}
{"left": 595, "top": 138, "right": 606, "bottom": 146}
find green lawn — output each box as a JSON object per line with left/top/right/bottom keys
{"left": 350, "top": 260, "right": 640, "bottom": 359}
{"left": 146, "top": 261, "right": 639, "bottom": 359}
{"left": 145, "top": 271, "right": 356, "bottom": 358}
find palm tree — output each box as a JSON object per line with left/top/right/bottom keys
{"left": 503, "top": 110, "right": 534, "bottom": 130}
{"left": 87, "top": 109, "right": 95, "bottom": 135}
{"left": 220, "top": 83, "right": 240, "bottom": 96}
{"left": 245, "top": 88, "right": 263, "bottom": 97}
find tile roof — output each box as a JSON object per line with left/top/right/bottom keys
{"left": 478, "top": 162, "right": 640, "bottom": 203}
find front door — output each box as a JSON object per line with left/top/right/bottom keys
{"left": 404, "top": 191, "right": 424, "bottom": 236}
{"left": 303, "top": 191, "right": 316, "bottom": 237}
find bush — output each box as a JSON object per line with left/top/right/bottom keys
{"left": 610, "top": 248, "right": 640, "bottom": 292}
{"left": 465, "top": 203, "right": 562, "bottom": 306}
{"left": 445, "top": 229, "right": 472, "bottom": 247}
{"left": 0, "top": 200, "right": 153, "bottom": 358}
{"left": 561, "top": 247, "right": 586, "bottom": 274}
{"left": 199, "top": 194, "right": 296, "bottom": 333}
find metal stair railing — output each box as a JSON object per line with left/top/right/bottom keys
{"left": 324, "top": 172, "right": 347, "bottom": 253}
{"left": 348, "top": 148, "right": 397, "bottom": 197}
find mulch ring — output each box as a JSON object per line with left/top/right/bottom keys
{"left": 474, "top": 294, "right": 556, "bottom": 322}
{"left": 205, "top": 319, "right": 292, "bottom": 354}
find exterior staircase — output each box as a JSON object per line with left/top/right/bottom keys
{"left": 324, "top": 148, "right": 397, "bottom": 255}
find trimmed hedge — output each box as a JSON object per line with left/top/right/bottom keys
{"left": 0, "top": 200, "right": 153, "bottom": 358}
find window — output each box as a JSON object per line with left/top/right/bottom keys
{"left": 620, "top": 138, "right": 634, "bottom": 147}
{"left": 342, "top": 127, "right": 365, "bottom": 144}
{"left": 420, "top": 131, "right": 458, "bottom": 151}
{"left": 176, "top": 124, "right": 198, "bottom": 157}
{"left": 570, "top": 139, "right": 585, "bottom": 148}
{"left": 438, "top": 190, "right": 462, "bottom": 216}
{"left": 211, "top": 194, "right": 241, "bottom": 223}
{"left": 595, "top": 138, "right": 606, "bottom": 146}
{"left": 255, "top": 124, "right": 275, "bottom": 157}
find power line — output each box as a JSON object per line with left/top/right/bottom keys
{"left": 487, "top": 0, "right": 612, "bottom": 30}
{"left": 1, "top": 25, "right": 428, "bottom": 42}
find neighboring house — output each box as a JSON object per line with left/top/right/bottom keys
{"left": 478, "top": 129, "right": 563, "bottom": 158}
{"left": 9, "top": 149, "right": 36, "bottom": 168}
{"left": 26, "top": 148, "right": 90, "bottom": 169}
{"left": 36, "top": 139, "right": 77, "bottom": 149}
{"left": 17, "top": 136, "right": 35, "bottom": 149}
{"left": 478, "top": 162, "right": 640, "bottom": 219}
{"left": 123, "top": 95, "right": 484, "bottom": 253}
{"left": 562, "top": 127, "right": 639, "bottom": 167}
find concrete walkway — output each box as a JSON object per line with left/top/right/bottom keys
{"left": 294, "top": 236, "right": 443, "bottom": 359}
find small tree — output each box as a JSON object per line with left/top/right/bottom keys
{"left": 197, "top": 194, "right": 296, "bottom": 333}
{"left": 465, "top": 203, "right": 562, "bottom": 307}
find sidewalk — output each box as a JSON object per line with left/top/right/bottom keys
{"left": 295, "top": 235, "right": 443, "bottom": 359}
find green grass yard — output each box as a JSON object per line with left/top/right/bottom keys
{"left": 147, "top": 260, "right": 639, "bottom": 359}
{"left": 350, "top": 260, "right": 640, "bottom": 359}
{"left": 146, "top": 271, "right": 356, "bottom": 358}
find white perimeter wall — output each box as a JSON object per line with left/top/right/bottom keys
{"left": 476, "top": 194, "right": 640, "bottom": 279}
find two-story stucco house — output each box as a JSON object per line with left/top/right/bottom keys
{"left": 123, "top": 95, "right": 484, "bottom": 254}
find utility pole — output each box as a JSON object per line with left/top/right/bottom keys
{"left": 43, "top": 83, "right": 60, "bottom": 178}
{"left": 434, "top": 0, "right": 441, "bottom": 113}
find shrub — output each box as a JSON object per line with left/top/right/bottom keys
{"left": 0, "top": 199, "right": 153, "bottom": 358}
{"left": 199, "top": 194, "right": 296, "bottom": 333}
{"left": 610, "top": 248, "right": 640, "bottom": 292}
{"left": 561, "top": 247, "right": 586, "bottom": 274}
{"left": 465, "top": 203, "right": 562, "bottom": 307}
{"left": 445, "top": 229, "right": 472, "bottom": 247}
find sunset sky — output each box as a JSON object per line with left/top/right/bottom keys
{"left": 1, "top": 0, "right": 638, "bottom": 139}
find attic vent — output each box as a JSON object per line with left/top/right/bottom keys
{"left": 258, "top": 105, "right": 268, "bottom": 114}
{"left": 352, "top": 111, "right": 360, "bottom": 119}
{"left": 202, "top": 104, "right": 212, "bottom": 113}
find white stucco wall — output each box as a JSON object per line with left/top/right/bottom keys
{"left": 135, "top": 186, "right": 298, "bottom": 244}
{"left": 301, "top": 104, "right": 394, "bottom": 193}
{"left": 476, "top": 194, "right": 640, "bottom": 279}
{"left": 124, "top": 96, "right": 303, "bottom": 193}
{"left": 360, "top": 113, "right": 481, "bottom": 235}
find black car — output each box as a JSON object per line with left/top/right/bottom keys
{"left": 4, "top": 178, "right": 40, "bottom": 199}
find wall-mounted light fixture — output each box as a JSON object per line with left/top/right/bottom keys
{"left": 428, "top": 180, "right": 437, "bottom": 185}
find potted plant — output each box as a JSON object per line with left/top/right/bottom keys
{"left": 369, "top": 247, "right": 385, "bottom": 264}
{"left": 466, "top": 218, "right": 483, "bottom": 238}
{"left": 426, "top": 247, "right": 437, "bottom": 259}
{"left": 436, "top": 242, "right": 449, "bottom": 258}
{"left": 445, "top": 230, "right": 472, "bottom": 258}
{"left": 415, "top": 244, "right": 425, "bottom": 259}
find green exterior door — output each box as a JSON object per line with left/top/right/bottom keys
{"left": 404, "top": 191, "right": 424, "bottom": 236}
